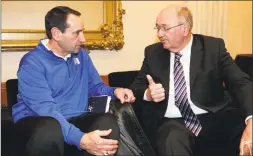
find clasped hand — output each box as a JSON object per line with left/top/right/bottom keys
{"left": 114, "top": 88, "right": 136, "bottom": 104}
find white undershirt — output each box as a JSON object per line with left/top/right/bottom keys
{"left": 41, "top": 39, "right": 71, "bottom": 61}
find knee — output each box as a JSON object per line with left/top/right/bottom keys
{"left": 166, "top": 130, "right": 191, "bottom": 142}
{"left": 157, "top": 128, "right": 193, "bottom": 148}
{"left": 30, "top": 117, "right": 64, "bottom": 145}
{"left": 95, "top": 114, "right": 119, "bottom": 139}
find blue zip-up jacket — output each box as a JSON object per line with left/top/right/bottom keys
{"left": 12, "top": 40, "right": 116, "bottom": 149}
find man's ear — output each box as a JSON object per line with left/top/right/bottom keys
{"left": 183, "top": 23, "right": 190, "bottom": 36}
{"left": 51, "top": 27, "right": 62, "bottom": 41}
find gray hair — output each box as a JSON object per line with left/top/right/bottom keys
{"left": 177, "top": 6, "right": 193, "bottom": 31}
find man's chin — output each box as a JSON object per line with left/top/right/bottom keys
{"left": 161, "top": 43, "right": 170, "bottom": 49}
{"left": 73, "top": 47, "right": 81, "bottom": 53}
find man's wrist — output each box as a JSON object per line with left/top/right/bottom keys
{"left": 143, "top": 88, "right": 152, "bottom": 101}
{"left": 80, "top": 133, "right": 87, "bottom": 150}
{"left": 246, "top": 116, "right": 252, "bottom": 125}
{"left": 113, "top": 88, "right": 121, "bottom": 96}
{"left": 113, "top": 88, "right": 117, "bottom": 95}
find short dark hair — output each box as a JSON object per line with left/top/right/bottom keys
{"left": 45, "top": 6, "right": 81, "bottom": 39}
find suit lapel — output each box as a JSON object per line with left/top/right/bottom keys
{"left": 190, "top": 35, "right": 204, "bottom": 88}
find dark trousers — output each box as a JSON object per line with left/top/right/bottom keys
{"left": 156, "top": 109, "right": 245, "bottom": 156}
{"left": 14, "top": 113, "right": 120, "bottom": 156}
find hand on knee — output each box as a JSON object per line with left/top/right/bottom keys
{"left": 80, "top": 129, "right": 119, "bottom": 155}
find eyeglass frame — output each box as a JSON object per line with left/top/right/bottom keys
{"left": 154, "top": 23, "right": 185, "bottom": 33}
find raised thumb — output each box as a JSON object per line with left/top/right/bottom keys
{"left": 146, "top": 75, "right": 155, "bottom": 85}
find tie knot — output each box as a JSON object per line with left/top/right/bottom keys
{"left": 175, "top": 53, "right": 182, "bottom": 61}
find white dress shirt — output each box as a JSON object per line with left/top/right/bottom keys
{"left": 143, "top": 35, "right": 208, "bottom": 118}
{"left": 164, "top": 35, "right": 208, "bottom": 118}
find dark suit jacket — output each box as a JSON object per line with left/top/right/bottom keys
{"left": 130, "top": 34, "right": 252, "bottom": 143}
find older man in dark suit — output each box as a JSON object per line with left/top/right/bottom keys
{"left": 130, "top": 4, "right": 252, "bottom": 156}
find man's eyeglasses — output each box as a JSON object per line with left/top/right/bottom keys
{"left": 154, "top": 23, "right": 184, "bottom": 32}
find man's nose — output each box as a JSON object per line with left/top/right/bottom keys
{"left": 157, "top": 29, "right": 164, "bottom": 38}
{"left": 79, "top": 33, "right": 86, "bottom": 43}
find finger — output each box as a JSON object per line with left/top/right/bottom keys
{"left": 96, "top": 129, "right": 112, "bottom": 137}
{"left": 110, "top": 149, "right": 117, "bottom": 155}
{"left": 119, "top": 97, "right": 125, "bottom": 104}
{"left": 239, "top": 145, "right": 249, "bottom": 155}
{"left": 153, "top": 84, "right": 164, "bottom": 90}
{"left": 130, "top": 96, "right": 136, "bottom": 103}
{"left": 153, "top": 96, "right": 165, "bottom": 103}
{"left": 151, "top": 83, "right": 162, "bottom": 88}
{"left": 126, "top": 92, "right": 136, "bottom": 102}
{"left": 100, "top": 144, "right": 118, "bottom": 151}
{"left": 116, "top": 93, "right": 125, "bottom": 103}
{"left": 240, "top": 141, "right": 252, "bottom": 155}
{"left": 152, "top": 92, "right": 165, "bottom": 99}
{"left": 146, "top": 75, "right": 155, "bottom": 85}
{"left": 149, "top": 85, "right": 163, "bottom": 94}
{"left": 123, "top": 91, "right": 133, "bottom": 101}
{"left": 151, "top": 89, "right": 164, "bottom": 98}
{"left": 124, "top": 94, "right": 128, "bottom": 100}
{"left": 103, "top": 150, "right": 116, "bottom": 156}
{"left": 101, "top": 138, "right": 118, "bottom": 145}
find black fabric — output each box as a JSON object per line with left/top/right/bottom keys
{"left": 1, "top": 119, "right": 15, "bottom": 156}
{"left": 14, "top": 113, "right": 120, "bottom": 156}
{"left": 14, "top": 117, "right": 64, "bottom": 156}
{"left": 156, "top": 109, "right": 245, "bottom": 156}
{"left": 234, "top": 54, "right": 253, "bottom": 78}
{"left": 156, "top": 119, "right": 195, "bottom": 156}
{"left": 6, "top": 79, "right": 18, "bottom": 115}
{"left": 108, "top": 71, "right": 139, "bottom": 88}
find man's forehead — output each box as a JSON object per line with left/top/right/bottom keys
{"left": 66, "top": 14, "right": 84, "bottom": 29}
{"left": 156, "top": 12, "right": 179, "bottom": 26}
{"left": 156, "top": 5, "right": 182, "bottom": 25}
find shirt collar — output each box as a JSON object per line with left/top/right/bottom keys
{"left": 41, "top": 39, "right": 71, "bottom": 61}
{"left": 180, "top": 34, "right": 193, "bottom": 56}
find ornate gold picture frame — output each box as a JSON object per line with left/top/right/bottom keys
{"left": 1, "top": 1, "right": 125, "bottom": 52}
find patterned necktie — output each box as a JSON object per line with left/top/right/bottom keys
{"left": 174, "top": 53, "right": 202, "bottom": 136}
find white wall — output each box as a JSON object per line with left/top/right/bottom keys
{"left": 226, "top": 1, "right": 252, "bottom": 57}
{"left": 1, "top": 1, "right": 252, "bottom": 82}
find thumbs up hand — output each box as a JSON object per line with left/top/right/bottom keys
{"left": 146, "top": 75, "right": 165, "bottom": 103}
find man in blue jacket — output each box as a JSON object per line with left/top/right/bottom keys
{"left": 12, "top": 6, "right": 135, "bottom": 156}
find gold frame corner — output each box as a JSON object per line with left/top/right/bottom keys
{"left": 1, "top": 1, "right": 125, "bottom": 52}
